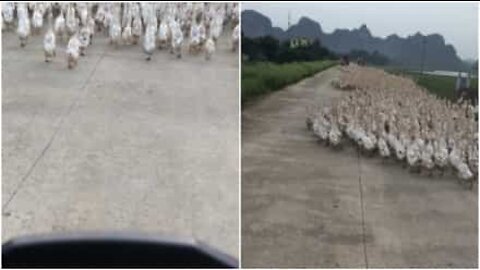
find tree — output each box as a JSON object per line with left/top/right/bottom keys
{"left": 242, "top": 36, "right": 337, "bottom": 63}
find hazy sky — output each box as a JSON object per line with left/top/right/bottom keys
{"left": 242, "top": 2, "right": 478, "bottom": 60}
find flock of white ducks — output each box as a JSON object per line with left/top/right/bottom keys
{"left": 2, "top": 2, "right": 239, "bottom": 68}
{"left": 308, "top": 65, "right": 478, "bottom": 188}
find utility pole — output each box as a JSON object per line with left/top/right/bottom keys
{"left": 420, "top": 37, "right": 426, "bottom": 75}
{"left": 288, "top": 11, "right": 291, "bottom": 29}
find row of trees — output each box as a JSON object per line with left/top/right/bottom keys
{"left": 241, "top": 35, "right": 336, "bottom": 63}
{"left": 241, "top": 34, "right": 391, "bottom": 66}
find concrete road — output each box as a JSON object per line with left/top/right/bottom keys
{"left": 2, "top": 30, "right": 239, "bottom": 258}
{"left": 241, "top": 67, "right": 478, "bottom": 268}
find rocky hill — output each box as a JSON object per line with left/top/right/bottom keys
{"left": 241, "top": 10, "right": 468, "bottom": 71}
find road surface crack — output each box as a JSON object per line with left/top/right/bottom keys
{"left": 3, "top": 49, "right": 108, "bottom": 210}
{"left": 357, "top": 148, "right": 369, "bottom": 268}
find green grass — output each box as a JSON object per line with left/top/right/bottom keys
{"left": 242, "top": 60, "right": 337, "bottom": 104}
{"left": 386, "top": 69, "right": 478, "bottom": 101}
{"left": 414, "top": 74, "right": 458, "bottom": 100}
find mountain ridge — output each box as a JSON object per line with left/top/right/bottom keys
{"left": 241, "top": 9, "right": 468, "bottom": 71}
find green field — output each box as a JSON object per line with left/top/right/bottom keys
{"left": 242, "top": 60, "right": 337, "bottom": 104}
{"left": 386, "top": 68, "right": 478, "bottom": 101}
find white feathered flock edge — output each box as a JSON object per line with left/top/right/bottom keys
{"left": 308, "top": 65, "right": 478, "bottom": 188}
{"left": 2, "top": 2, "right": 240, "bottom": 66}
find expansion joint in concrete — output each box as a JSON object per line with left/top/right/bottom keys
{"left": 3, "top": 50, "right": 108, "bottom": 210}
{"left": 357, "top": 149, "right": 369, "bottom": 268}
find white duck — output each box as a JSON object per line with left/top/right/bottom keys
{"left": 449, "top": 141, "right": 474, "bottom": 182}
{"left": 87, "top": 16, "right": 95, "bottom": 45}
{"left": 313, "top": 116, "right": 329, "bottom": 143}
{"left": 94, "top": 3, "right": 107, "bottom": 30}
{"left": 467, "top": 143, "right": 478, "bottom": 178}
{"left": 198, "top": 19, "right": 207, "bottom": 45}
{"left": 386, "top": 121, "right": 399, "bottom": 150}
{"left": 66, "top": 4, "right": 78, "bottom": 37}
{"left": 231, "top": 23, "right": 239, "bottom": 52}
{"left": 312, "top": 108, "right": 331, "bottom": 142}
{"left": 406, "top": 133, "right": 422, "bottom": 171}
{"left": 54, "top": 10, "right": 66, "bottom": 41}
{"left": 328, "top": 122, "right": 342, "bottom": 147}
{"left": 121, "top": 3, "right": 131, "bottom": 28}
{"left": 433, "top": 131, "right": 449, "bottom": 173}
{"left": 121, "top": 18, "right": 133, "bottom": 45}
{"left": 420, "top": 139, "right": 435, "bottom": 174}
{"left": 32, "top": 5, "right": 44, "bottom": 34}
{"left": 43, "top": 12, "right": 56, "bottom": 62}
{"left": 16, "top": 4, "right": 30, "bottom": 47}
{"left": 346, "top": 119, "right": 362, "bottom": 146}
{"left": 102, "top": 4, "right": 114, "bottom": 35}
{"left": 109, "top": 16, "right": 122, "bottom": 47}
{"left": 210, "top": 13, "right": 223, "bottom": 42}
{"left": 66, "top": 33, "right": 81, "bottom": 69}
{"left": 77, "top": 2, "right": 88, "bottom": 26}
{"left": 170, "top": 19, "right": 184, "bottom": 59}
{"left": 2, "top": 2, "right": 14, "bottom": 30}
{"left": 78, "top": 26, "right": 90, "bottom": 56}
{"left": 143, "top": 16, "right": 157, "bottom": 61}
{"left": 204, "top": 37, "right": 215, "bottom": 60}
{"left": 158, "top": 20, "right": 170, "bottom": 49}
{"left": 360, "top": 131, "right": 375, "bottom": 154}
{"left": 189, "top": 20, "right": 201, "bottom": 53}
{"left": 393, "top": 133, "right": 407, "bottom": 162}
{"left": 377, "top": 132, "right": 390, "bottom": 160}
{"left": 131, "top": 4, "right": 142, "bottom": 45}
{"left": 365, "top": 125, "right": 378, "bottom": 153}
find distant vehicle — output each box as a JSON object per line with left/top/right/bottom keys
{"left": 456, "top": 72, "right": 478, "bottom": 107}
{"left": 356, "top": 57, "right": 365, "bottom": 66}
{"left": 2, "top": 232, "right": 238, "bottom": 268}
{"left": 340, "top": 56, "right": 350, "bottom": 66}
